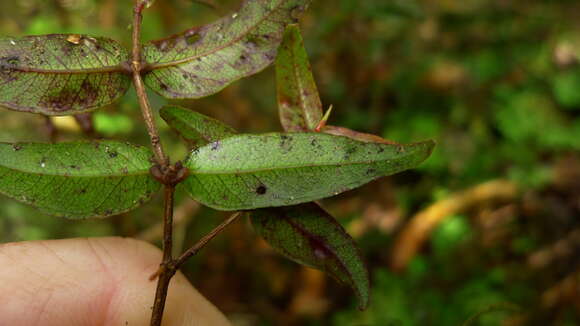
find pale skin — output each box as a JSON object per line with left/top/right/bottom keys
{"left": 0, "top": 237, "right": 231, "bottom": 326}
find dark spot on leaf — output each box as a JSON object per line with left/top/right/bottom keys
{"left": 256, "top": 185, "right": 267, "bottom": 195}
{"left": 279, "top": 135, "right": 293, "bottom": 152}
{"left": 263, "top": 52, "right": 275, "bottom": 61}
{"left": 310, "top": 138, "right": 322, "bottom": 149}
{"left": 109, "top": 151, "right": 118, "bottom": 158}
{"left": 344, "top": 147, "right": 357, "bottom": 159}
{"left": 366, "top": 168, "right": 376, "bottom": 176}
{"left": 185, "top": 32, "right": 202, "bottom": 45}
{"left": 1, "top": 56, "right": 20, "bottom": 67}
{"left": 160, "top": 83, "right": 169, "bottom": 91}
{"left": 79, "top": 188, "right": 87, "bottom": 194}
{"left": 104, "top": 209, "right": 113, "bottom": 216}
{"left": 12, "top": 144, "right": 22, "bottom": 151}
{"left": 210, "top": 141, "right": 221, "bottom": 151}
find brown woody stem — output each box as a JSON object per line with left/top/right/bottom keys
{"left": 131, "top": 1, "right": 174, "bottom": 325}
{"left": 149, "top": 185, "right": 176, "bottom": 326}
{"left": 131, "top": 0, "right": 168, "bottom": 167}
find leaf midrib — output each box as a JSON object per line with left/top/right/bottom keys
{"left": 0, "top": 165, "right": 152, "bottom": 178}
{"left": 189, "top": 154, "right": 417, "bottom": 175}
{"left": 8, "top": 65, "right": 129, "bottom": 75}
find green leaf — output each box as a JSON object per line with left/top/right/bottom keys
{"left": 142, "top": 0, "right": 311, "bottom": 99}
{"left": 160, "top": 105, "right": 237, "bottom": 147}
{"left": 0, "top": 141, "right": 160, "bottom": 218}
{"left": 276, "top": 24, "right": 323, "bottom": 131}
{"left": 0, "top": 34, "right": 131, "bottom": 115}
{"left": 183, "top": 132, "right": 434, "bottom": 210}
{"left": 251, "top": 203, "right": 370, "bottom": 310}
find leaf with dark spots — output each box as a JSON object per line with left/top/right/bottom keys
{"left": 160, "top": 105, "right": 237, "bottom": 147}
{"left": 183, "top": 132, "right": 435, "bottom": 210}
{"left": 142, "top": 0, "right": 311, "bottom": 99}
{"left": 0, "top": 141, "right": 160, "bottom": 219}
{"left": 276, "top": 24, "right": 323, "bottom": 131}
{"left": 0, "top": 34, "right": 131, "bottom": 115}
{"left": 251, "top": 203, "right": 370, "bottom": 310}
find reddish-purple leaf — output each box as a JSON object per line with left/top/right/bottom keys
{"left": 251, "top": 203, "right": 370, "bottom": 310}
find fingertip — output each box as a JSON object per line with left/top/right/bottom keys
{"left": 0, "top": 237, "right": 231, "bottom": 326}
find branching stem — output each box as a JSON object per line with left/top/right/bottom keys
{"left": 131, "top": 2, "right": 239, "bottom": 325}
{"left": 174, "top": 212, "right": 242, "bottom": 269}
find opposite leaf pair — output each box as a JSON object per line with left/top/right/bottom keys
{"left": 0, "top": 0, "right": 312, "bottom": 115}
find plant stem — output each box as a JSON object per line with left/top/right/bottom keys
{"left": 148, "top": 211, "right": 241, "bottom": 325}
{"left": 131, "top": 1, "right": 240, "bottom": 324}
{"left": 131, "top": 0, "right": 168, "bottom": 167}
{"left": 174, "top": 212, "right": 242, "bottom": 270}
{"left": 149, "top": 185, "right": 176, "bottom": 326}
{"left": 131, "top": 1, "right": 175, "bottom": 325}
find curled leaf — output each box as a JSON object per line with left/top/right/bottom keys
{"left": 0, "top": 141, "right": 160, "bottom": 218}
{"left": 322, "top": 125, "right": 400, "bottom": 145}
{"left": 183, "top": 132, "right": 435, "bottom": 210}
{"left": 251, "top": 203, "right": 370, "bottom": 309}
{"left": 0, "top": 34, "right": 130, "bottom": 115}
{"left": 142, "top": 0, "right": 311, "bottom": 99}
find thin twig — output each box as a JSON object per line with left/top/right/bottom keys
{"left": 149, "top": 185, "right": 176, "bottom": 326}
{"left": 174, "top": 212, "right": 242, "bottom": 270}
{"left": 131, "top": 0, "right": 168, "bottom": 167}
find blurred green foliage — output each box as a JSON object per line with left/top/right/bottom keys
{"left": 1, "top": 0, "right": 579, "bottom": 325}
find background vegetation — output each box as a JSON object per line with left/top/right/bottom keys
{"left": 1, "top": 0, "right": 579, "bottom": 325}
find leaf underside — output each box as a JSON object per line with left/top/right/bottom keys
{"left": 0, "top": 34, "right": 130, "bottom": 115}
{"left": 251, "top": 203, "right": 370, "bottom": 310}
{"left": 276, "top": 24, "right": 323, "bottom": 131}
{"left": 160, "top": 105, "right": 237, "bottom": 147}
{"left": 142, "top": 0, "right": 311, "bottom": 99}
{"left": 183, "top": 132, "right": 435, "bottom": 210}
{"left": 0, "top": 141, "right": 160, "bottom": 219}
